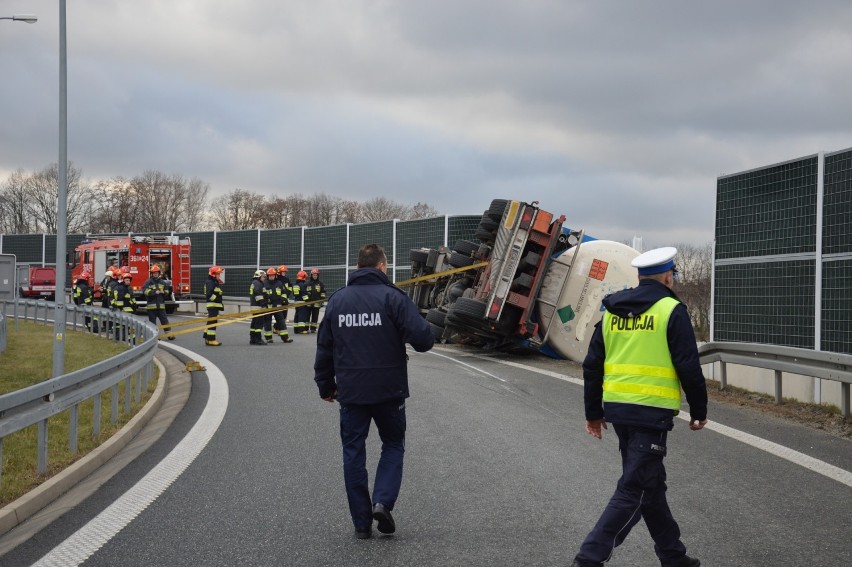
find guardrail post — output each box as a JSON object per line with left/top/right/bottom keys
{"left": 719, "top": 361, "right": 727, "bottom": 390}
{"left": 93, "top": 393, "right": 101, "bottom": 437}
{"left": 125, "top": 376, "right": 132, "bottom": 415}
{"left": 69, "top": 404, "right": 78, "bottom": 453}
{"left": 0, "top": 438, "right": 4, "bottom": 485}
{"left": 842, "top": 383, "right": 850, "bottom": 419}
{"left": 37, "top": 419, "right": 48, "bottom": 474}
{"left": 111, "top": 383, "right": 119, "bottom": 424}
{"left": 135, "top": 369, "right": 142, "bottom": 403}
{"left": 774, "top": 370, "right": 783, "bottom": 404}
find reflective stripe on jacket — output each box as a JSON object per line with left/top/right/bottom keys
{"left": 602, "top": 296, "right": 681, "bottom": 411}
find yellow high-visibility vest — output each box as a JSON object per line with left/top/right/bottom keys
{"left": 602, "top": 296, "right": 681, "bottom": 411}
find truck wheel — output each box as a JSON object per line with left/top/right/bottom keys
{"left": 452, "top": 240, "right": 480, "bottom": 257}
{"left": 475, "top": 227, "right": 496, "bottom": 244}
{"left": 448, "top": 297, "right": 486, "bottom": 320}
{"left": 448, "top": 252, "right": 475, "bottom": 268}
{"left": 487, "top": 199, "right": 509, "bottom": 222}
{"left": 478, "top": 215, "right": 498, "bottom": 233}
{"left": 410, "top": 249, "right": 430, "bottom": 264}
{"left": 426, "top": 308, "right": 447, "bottom": 326}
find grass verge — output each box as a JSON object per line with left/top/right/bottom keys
{"left": 0, "top": 320, "right": 159, "bottom": 506}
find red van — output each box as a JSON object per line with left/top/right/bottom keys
{"left": 17, "top": 265, "right": 57, "bottom": 301}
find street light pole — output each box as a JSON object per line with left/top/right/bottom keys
{"left": 0, "top": 15, "right": 37, "bottom": 23}
{"left": 52, "top": 1, "right": 68, "bottom": 377}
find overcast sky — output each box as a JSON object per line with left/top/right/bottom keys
{"left": 2, "top": 1, "right": 851, "bottom": 246}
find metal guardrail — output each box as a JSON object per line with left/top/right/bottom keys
{"left": 0, "top": 300, "right": 159, "bottom": 485}
{"left": 698, "top": 342, "right": 852, "bottom": 419}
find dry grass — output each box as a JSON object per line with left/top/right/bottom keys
{"left": 0, "top": 320, "right": 158, "bottom": 506}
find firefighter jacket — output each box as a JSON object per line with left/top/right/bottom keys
{"left": 142, "top": 276, "right": 172, "bottom": 311}
{"left": 279, "top": 276, "right": 293, "bottom": 302}
{"left": 306, "top": 277, "right": 327, "bottom": 305}
{"left": 268, "top": 277, "right": 288, "bottom": 306}
{"left": 582, "top": 279, "right": 708, "bottom": 431}
{"left": 313, "top": 267, "right": 434, "bottom": 404}
{"left": 205, "top": 275, "right": 224, "bottom": 309}
{"left": 113, "top": 282, "right": 137, "bottom": 313}
{"left": 249, "top": 278, "right": 267, "bottom": 308}
{"left": 292, "top": 281, "right": 308, "bottom": 304}
{"left": 101, "top": 278, "right": 118, "bottom": 308}
{"left": 73, "top": 280, "right": 94, "bottom": 306}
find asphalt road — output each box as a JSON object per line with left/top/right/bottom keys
{"left": 0, "top": 313, "right": 850, "bottom": 566}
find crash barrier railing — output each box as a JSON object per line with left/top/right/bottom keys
{"left": 0, "top": 300, "right": 159, "bottom": 485}
{"left": 698, "top": 342, "right": 851, "bottom": 419}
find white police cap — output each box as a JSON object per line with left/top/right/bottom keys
{"left": 631, "top": 246, "right": 677, "bottom": 275}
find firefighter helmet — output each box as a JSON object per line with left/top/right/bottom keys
{"left": 310, "top": 268, "right": 319, "bottom": 276}
{"left": 254, "top": 269, "right": 265, "bottom": 278}
{"left": 150, "top": 265, "right": 161, "bottom": 274}
{"left": 209, "top": 265, "right": 223, "bottom": 277}
{"left": 104, "top": 269, "right": 114, "bottom": 277}
{"left": 297, "top": 270, "right": 307, "bottom": 281}
{"left": 278, "top": 265, "right": 288, "bottom": 273}
{"left": 266, "top": 267, "right": 277, "bottom": 276}
{"left": 122, "top": 273, "right": 132, "bottom": 282}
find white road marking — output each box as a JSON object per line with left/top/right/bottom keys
{"left": 433, "top": 347, "right": 852, "bottom": 488}
{"left": 32, "top": 345, "right": 229, "bottom": 567}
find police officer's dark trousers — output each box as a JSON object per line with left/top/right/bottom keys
{"left": 575, "top": 424, "right": 686, "bottom": 566}
{"left": 339, "top": 400, "right": 406, "bottom": 530}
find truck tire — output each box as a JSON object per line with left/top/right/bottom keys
{"left": 448, "top": 252, "right": 475, "bottom": 268}
{"left": 487, "top": 199, "right": 509, "bottom": 222}
{"left": 475, "top": 226, "right": 496, "bottom": 244}
{"left": 410, "top": 249, "right": 430, "bottom": 264}
{"left": 478, "top": 215, "right": 498, "bottom": 233}
{"left": 452, "top": 240, "right": 480, "bottom": 257}
{"left": 448, "top": 297, "right": 486, "bottom": 320}
{"left": 426, "top": 308, "right": 447, "bottom": 326}
{"left": 429, "top": 322, "right": 445, "bottom": 341}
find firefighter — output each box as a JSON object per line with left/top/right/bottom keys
{"left": 113, "top": 272, "right": 137, "bottom": 342}
{"left": 274, "top": 265, "right": 294, "bottom": 342}
{"left": 204, "top": 266, "right": 224, "bottom": 346}
{"left": 143, "top": 265, "right": 175, "bottom": 340}
{"left": 263, "top": 267, "right": 278, "bottom": 343}
{"left": 73, "top": 271, "right": 98, "bottom": 333}
{"left": 249, "top": 269, "right": 268, "bottom": 345}
{"left": 306, "top": 268, "right": 327, "bottom": 333}
{"left": 292, "top": 270, "right": 310, "bottom": 334}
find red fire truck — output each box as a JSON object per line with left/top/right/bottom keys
{"left": 70, "top": 235, "right": 192, "bottom": 313}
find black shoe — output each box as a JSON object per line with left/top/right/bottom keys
{"left": 662, "top": 557, "right": 700, "bottom": 567}
{"left": 372, "top": 503, "right": 395, "bottom": 534}
{"left": 571, "top": 560, "right": 603, "bottom": 567}
{"left": 266, "top": 339, "right": 274, "bottom": 344}
{"left": 354, "top": 527, "right": 372, "bottom": 540}
{"left": 281, "top": 336, "right": 293, "bottom": 343}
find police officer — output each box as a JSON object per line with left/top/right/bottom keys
{"left": 314, "top": 243, "right": 434, "bottom": 539}
{"left": 270, "top": 265, "right": 293, "bottom": 343}
{"left": 249, "top": 269, "right": 268, "bottom": 345}
{"left": 142, "top": 265, "right": 175, "bottom": 340}
{"left": 72, "top": 271, "right": 98, "bottom": 333}
{"left": 305, "top": 268, "right": 327, "bottom": 333}
{"left": 292, "top": 270, "right": 309, "bottom": 334}
{"left": 571, "top": 247, "right": 707, "bottom": 567}
{"left": 204, "top": 266, "right": 224, "bottom": 346}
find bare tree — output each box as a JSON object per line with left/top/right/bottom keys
{"left": 361, "top": 197, "right": 409, "bottom": 222}
{"left": 183, "top": 177, "right": 210, "bottom": 231}
{"left": 0, "top": 169, "right": 36, "bottom": 234}
{"left": 407, "top": 202, "right": 440, "bottom": 219}
{"left": 89, "top": 176, "right": 139, "bottom": 234}
{"left": 671, "top": 242, "right": 713, "bottom": 341}
{"left": 209, "top": 189, "right": 269, "bottom": 230}
{"left": 23, "top": 162, "right": 93, "bottom": 233}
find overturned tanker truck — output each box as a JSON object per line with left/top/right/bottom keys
{"left": 407, "top": 199, "right": 640, "bottom": 363}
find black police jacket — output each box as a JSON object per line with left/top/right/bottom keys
{"left": 314, "top": 267, "right": 434, "bottom": 404}
{"left": 583, "top": 279, "right": 708, "bottom": 430}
